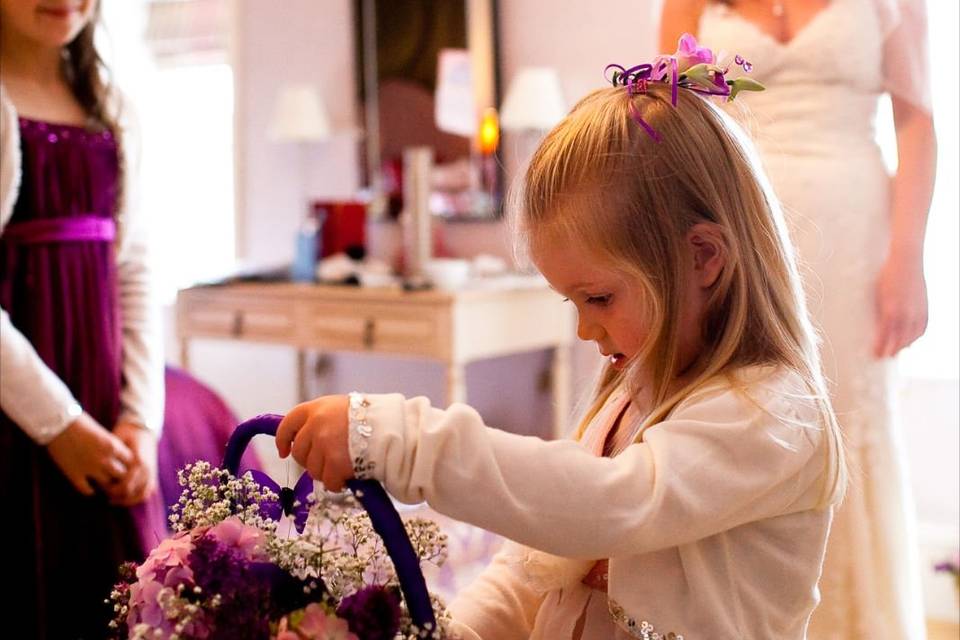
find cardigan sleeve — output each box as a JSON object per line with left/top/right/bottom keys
{"left": 112, "top": 92, "right": 165, "bottom": 435}
{"left": 351, "top": 368, "right": 832, "bottom": 559}
{"left": 447, "top": 545, "right": 547, "bottom": 640}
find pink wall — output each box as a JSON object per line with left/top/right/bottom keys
{"left": 220, "top": 0, "right": 659, "bottom": 435}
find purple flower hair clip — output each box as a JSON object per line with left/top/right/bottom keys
{"left": 605, "top": 33, "right": 764, "bottom": 142}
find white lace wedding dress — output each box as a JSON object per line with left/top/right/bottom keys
{"left": 700, "top": 0, "right": 927, "bottom": 637}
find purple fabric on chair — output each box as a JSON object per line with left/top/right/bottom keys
{"left": 158, "top": 366, "right": 261, "bottom": 516}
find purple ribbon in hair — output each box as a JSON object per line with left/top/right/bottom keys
{"left": 604, "top": 62, "right": 666, "bottom": 143}
{"left": 606, "top": 33, "right": 764, "bottom": 142}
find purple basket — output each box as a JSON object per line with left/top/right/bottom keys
{"left": 222, "top": 414, "right": 437, "bottom": 631}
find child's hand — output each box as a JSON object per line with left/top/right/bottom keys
{"left": 276, "top": 395, "right": 353, "bottom": 491}
{"left": 46, "top": 413, "right": 135, "bottom": 497}
{"left": 110, "top": 422, "right": 159, "bottom": 506}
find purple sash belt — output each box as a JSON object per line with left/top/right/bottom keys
{"left": 2, "top": 215, "right": 116, "bottom": 245}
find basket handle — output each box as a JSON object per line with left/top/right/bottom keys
{"left": 223, "top": 414, "right": 437, "bottom": 631}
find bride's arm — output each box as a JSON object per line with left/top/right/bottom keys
{"left": 873, "top": 0, "right": 938, "bottom": 358}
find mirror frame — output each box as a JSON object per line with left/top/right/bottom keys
{"left": 353, "top": 0, "right": 504, "bottom": 221}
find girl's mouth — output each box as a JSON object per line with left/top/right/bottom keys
{"left": 38, "top": 6, "right": 79, "bottom": 20}
{"left": 610, "top": 353, "right": 627, "bottom": 370}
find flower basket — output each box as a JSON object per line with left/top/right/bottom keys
{"left": 109, "top": 414, "right": 450, "bottom": 640}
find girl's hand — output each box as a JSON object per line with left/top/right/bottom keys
{"left": 46, "top": 413, "right": 135, "bottom": 496}
{"left": 111, "top": 422, "right": 159, "bottom": 506}
{"left": 874, "top": 252, "right": 929, "bottom": 358}
{"left": 276, "top": 395, "right": 353, "bottom": 491}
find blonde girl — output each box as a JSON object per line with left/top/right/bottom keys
{"left": 276, "top": 36, "right": 846, "bottom": 639}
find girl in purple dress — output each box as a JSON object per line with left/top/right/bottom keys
{"left": 0, "top": 1, "right": 166, "bottom": 637}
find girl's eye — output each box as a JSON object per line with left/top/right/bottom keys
{"left": 586, "top": 294, "right": 612, "bottom": 306}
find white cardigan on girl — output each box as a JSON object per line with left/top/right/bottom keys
{"left": 349, "top": 365, "right": 836, "bottom": 639}
{"left": 0, "top": 85, "right": 164, "bottom": 442}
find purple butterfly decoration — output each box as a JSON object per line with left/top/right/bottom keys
{"left": 246, "top": 469, "right": 313, "bottom": 533}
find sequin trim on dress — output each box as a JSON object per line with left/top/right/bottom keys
{"left": 608, "top": 599, "right": 685, "bottom": 640}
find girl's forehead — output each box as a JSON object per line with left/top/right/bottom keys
{"left": 530, "top": 236, "right": 621, "bottom": 289}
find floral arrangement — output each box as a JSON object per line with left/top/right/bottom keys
{"left": 934, "top": 552, "right": 960, "bottom": 595}
{"left": 606, "top": 33, "right": 764, "bottom": 142}
{"left": 107, "top": 461, "right": 451, "bottom": 640}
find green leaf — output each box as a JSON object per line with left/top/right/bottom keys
{"left": 727, "top": 77, "right": 765, "bottom": 101}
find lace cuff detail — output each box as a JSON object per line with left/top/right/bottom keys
{"left": 348, "top": 392, "right": 375, "bottom": 479}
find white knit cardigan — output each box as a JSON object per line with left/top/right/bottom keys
{"left": 0, "top": 84, "right": 164, "bottom": 443}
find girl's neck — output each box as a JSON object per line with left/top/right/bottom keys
{"left": 0, "top": 32, "right": 89, "bottom": 126}
{"left": 0, "top": 31, "right": 63, "bottom": 85}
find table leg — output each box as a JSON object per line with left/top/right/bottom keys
{"left": 297, "top": 348, "right": 310, "bottom": 403}
{"left": 551, "top": 344, "right": 572, "bottom": 440}
{"left": 446, "top": 362, "right": 467, "bottom": 407}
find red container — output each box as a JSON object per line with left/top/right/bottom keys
{"left": 311, "top": 200, "right": 367, "bottom": 258}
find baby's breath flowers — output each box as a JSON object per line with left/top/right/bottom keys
{"left": 168, "top": 461, "right": 279, "bottom": 532}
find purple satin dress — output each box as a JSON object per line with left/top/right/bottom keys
{"left": 0, "top": 118, "right": 163, "bottom": 639}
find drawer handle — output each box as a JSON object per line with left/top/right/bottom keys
{"left": 363, "top": 318, "right": 375, "bottom": 349}
{"left": 231, "top": 311, "right": 244, "bottom": 337}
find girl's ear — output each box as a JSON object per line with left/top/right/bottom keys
{"left": 686, "top": 222, "right": 726, "bottom": 288}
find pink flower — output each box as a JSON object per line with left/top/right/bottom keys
{"left": 295, "top": 604, "right": 358, "bottom": 640}
{"left": 209, "top": 517, "right": 269, "bottom": 560}
{"left": 136, "top": 531, "right": 194, "bottom": 582}
{"left": 674, "top": 33, "right": 715, "bottom": 72}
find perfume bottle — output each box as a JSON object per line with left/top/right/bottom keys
{"left": 291, "top": 212, "right": 320, "bottom": 282}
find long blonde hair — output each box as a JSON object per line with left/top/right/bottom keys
{"left": 513, "top": 83, "right": 846, "bottom": 507}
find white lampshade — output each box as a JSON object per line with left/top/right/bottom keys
{"left": 268, "top": 83, "right": 331, "bottom": 142}
{"left": 499, "top": 67, "right": 566, "bottom": 131}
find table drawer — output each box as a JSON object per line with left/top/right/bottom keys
{"left": 307, "top": 303, "right": 443, "bottom": 357}
{"left": 179, "top": 303, "right": 296, "bottom": 341}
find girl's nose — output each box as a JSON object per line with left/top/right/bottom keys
{"left": 576, "top": 316, "right": 603, "bottom": 342}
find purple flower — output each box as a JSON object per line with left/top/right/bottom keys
{"left": 674, "top": 33, "right": 715, "bottom": 72}
{"left": 189, "top": 534, "right": 272, "bottom": 640}
{"left": 934, "top": 552, "right": 960, "bottom": 575}
{"left": 335, "top": 586, "right": 402, "bottom": 640}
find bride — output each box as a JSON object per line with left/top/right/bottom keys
{"left": 659, "top": 0, "right": 937, "bottom": 638}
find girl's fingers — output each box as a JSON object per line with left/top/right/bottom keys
{"left": 277, "top": 408, "right": 307, "bottom": 458}
{"left": 109, "top": 438, "right": 135, "bottom": 468}
{"left": 322, "top": 455, "right": 352, "bottom": 493}
{"left": 71, "top": 473, "right": 96, "bottom": 497}
{"left": 103, "top": 456, "right": 129, "bottom": 483}
{"left": 290, "top": 426, "right": 314, "bottom": 468}
{"left": 306, "top": 446, "right": 327, "bottom": 484}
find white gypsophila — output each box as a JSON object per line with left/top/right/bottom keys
{"left": 168, "top": 461, "right": 278, "bottom": 532}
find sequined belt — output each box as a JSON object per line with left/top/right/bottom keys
{"left": 2, "top": 215, "right": 116, "bottom": 245}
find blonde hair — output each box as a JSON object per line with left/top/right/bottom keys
{"left": 513, "top": 84, "right": 846, "bottom": 507}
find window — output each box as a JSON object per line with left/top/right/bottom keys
{"left": 100, "top": 0, "right": 236, "bottom": 302}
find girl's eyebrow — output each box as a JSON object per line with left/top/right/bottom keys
{"left": 548, "top": 282, "right": 605, "bottom": 295}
